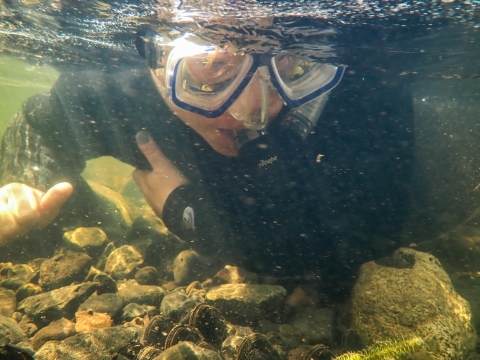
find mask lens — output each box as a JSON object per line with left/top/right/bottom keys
{"left": 171, "top": 49, "right": 254, "bottom": 115}
{"left": 181, "top": 51, "right": 247, "bottom": 94}
{"left": 271, "top": 54, "right": 342, "bottom": 102}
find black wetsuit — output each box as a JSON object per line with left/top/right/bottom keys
{"left": 0, "top": 58, "right": 415, "bottom": 296}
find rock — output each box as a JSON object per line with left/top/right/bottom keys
{"left": 221, "top": 335, "right": 245, "bottom": 360}
{"left": 266, "top": 331, "right": 299, "bottom": 354}
{"left": 154, "top": 341, "right": 223, "bottom": 360}
{"left": 63, "top": 227, "right": 107, "bottom": 251}
{"left": 75, "top": 310, "right": 113, "bottom": 333}
{"left": 135, "top": 266, "right": 159, "bottom": 285}
{"left": 65, "top": 227, "right": 107, "bottom": 248}
{"left": 39, "top": 252, "right": 92, "bottom": 291}
{"left": 0, "top": 264, "right": 36, "bottom": 289}
{"left": 285, "top": 286, "right": 317, "bottom": 308}
{"left": 94, "top": 273, "right": 118, "bottom": 294}
{"left": 78, "top": 293, "right": 124, "bottom": 318}
{"left": 206, "top": 284, "right": 287, "bottom": 325}
{"left": 160, "top": 289, "right": 205, "bottom": 323}
{"left": 348, "top": 247, "right": 477, "bottom": 359}
{"left": 18, "top": 314, "right": 37, "bottom": 338}
{"left": 288, "top": 308, "right": 334, "bottom": 345}
{"left": 0, "top": 288, "right": 16, "bottom": 317}
{"left": 31, "top": 318, "right": 76, "bottom": 350}
{"left": 127, "top": 214, "right": 187, "bottom": 279}
{"left": 212, "top": 265, "right": 258, "bottom": 285}
{"left": 0, "top": 315, "right": 25, "bottom": 346}
{"left": 16, "top": 283, "right": 43, "bottom": 302}
{"left": 96, "top": 241, "right": 116, "bottom": 271}
{"left": 17, "top": 282, "right": 98, "bottom": 327}
{"left": 117, "top": 281, "right": 165, "bottom": 306}
{"left": 0, "top": 342, "right": 35, "bottom": 358}
{"left": 35, "top": 326, "right": 138, "bottom": 359}
{"left": 88, "top": 180, "right": 133, "bottom": 229}
{"left": 28, "top": 258, "right": 46, "bottom": 272}
{"left": 122, "top": 303, "right": 157, "bottom": 322}
{"left": 173, "top": 250, "right": 206, "bottom": 286}
{"left": 186, "top": 281, "right": 206, "bottom": 297}
{"left": 104, "top": 245, "right": 144, "bottom": 280}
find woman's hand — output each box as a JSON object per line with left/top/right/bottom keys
{"left": 133, "top": 131, "right": 189, "bottom": 218}
{"left": 0, "top": 182, "right": 73, "bottom": 245}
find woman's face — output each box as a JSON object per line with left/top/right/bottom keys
{"left": 151, "top": 66, "right": 284, "bottom": 157}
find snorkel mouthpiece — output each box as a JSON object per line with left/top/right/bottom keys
{"left": 279, "top": 92, "right": 330, "bottom": 140}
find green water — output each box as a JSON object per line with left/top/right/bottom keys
{"left": 0, "top": 54, "right": 59, "bottom": 136}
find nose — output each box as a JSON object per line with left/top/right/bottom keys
{"left": 226, "top": 67, "right": 283, "bottom": 130}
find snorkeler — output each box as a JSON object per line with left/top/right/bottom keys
{"left": 0, "top": 21, "right": 414, "bottom": 299}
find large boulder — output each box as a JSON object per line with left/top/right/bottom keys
{"left": 348, "top": 247, "right": 476, "bottom": 359}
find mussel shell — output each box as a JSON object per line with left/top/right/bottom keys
{"left": 165, "top": 325, "right": 203, "bottom": 349}
{"left": 136, "top": 346, "right": 162, "bottom": 360}
{"left": 237, "top": 333, "right": 281, "bottom": 360}
{"left": 143, "top": 315, "right": 175, "bottom": 348}
{"left": 189, "top": 304, "right": 228, "bottom": 345}
{"left": 302, "top": 344, "right": 335, "bottom": 360}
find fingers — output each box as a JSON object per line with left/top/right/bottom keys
{"left": 3, "top": 183, "right": 42, "bottom": 225}
{"left": 0, "top": 182, "right": 73, "bottom": 244}
{"left": 0, "top": 183, "right": 42, "bottom": 242}
{"left": 0, "top": 201, "right": 20, "bottom": 240}
{"left": 39, "top": 182, "right": 73, "bottom": 226}
{"left": 136, "top": 131, "right": 170, "bottom": 171}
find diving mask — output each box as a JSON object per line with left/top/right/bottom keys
{"left": 137, "top": 31, "right": 345, "bottom": 130}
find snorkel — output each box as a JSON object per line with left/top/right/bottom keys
{"left": 234, "top": 90, "right": 331, "bottom": 148}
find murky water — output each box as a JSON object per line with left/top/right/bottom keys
{"left": 1, "top": 1, "right": 480, "bottom": 359}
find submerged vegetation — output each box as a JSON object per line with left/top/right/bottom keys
{"left": 335, "top": 336, "right": 424, "bottom": 360}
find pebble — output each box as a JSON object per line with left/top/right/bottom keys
{"left": 288, "top": 307, "right": 334, "bottom": 345}
{"left": 160, "top": 289, "right": 205, "bottom": 323}
{"left": 17, "top": 314, "right": 37, "bottom": 338}
{"left": 155, "top": 341, "right": 223, "bottom": 360}
{"left": 31, "top": 317, "right": 76, "bottom": 350}
{"left": 75, "top": 310, "right": 113, "bottom": 332}
{"left": 63, "top": 227, "right": 107, "bottom": 250}
{"left": 17, "top": 282, "right": 98, "bottom": 327}
{"left": 122, "top": 303, "right": 158, "bottom": 322}
{"left": 93, "top": 273, "right": 118, "bottom": 294}
{"left": 116, "top": 281, "right": 165, "bottom": 306}
{"left": 15, "top": 283, "right": 43, "bottom": 302}
{"left": 205, "top": 284, "right": 287, "bottom": 325}
{"left": 38, "top": 252, "right": 92, "bottom": 291}
{"left": 0, "top": 264, "right": 36, "bottom": 290}
{"left": 0, "top": 288, "right": 17, "bottom": 317}
{"left": 35, "top": 326, "right": 138, "bottom": 359}
{"left": 135, "top": 266, "right": 160, "bottom": 285}
{"left": 212, "top": 265, "right": 258, "bottom": 285}
{"left": 78, "top": 293, "right": 124, "bottom": 318}
{"left": 0, "top": 315, "right": 26, "bottom": 346}
{"left": 104, "top": 245, "right": 144, "bottom": 280}
{"left": 173, "top": 249, "right": 206, "bottom": 286}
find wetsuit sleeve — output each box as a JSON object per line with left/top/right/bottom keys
{"left": 163, "top": 185, "right": 232, "bottom": 258}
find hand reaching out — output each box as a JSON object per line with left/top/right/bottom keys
{"left": 133, "top": 131, "right": 189, "bottom": 218}
{"left": 0, "top": 182, "right": 73, "bottom": 245}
